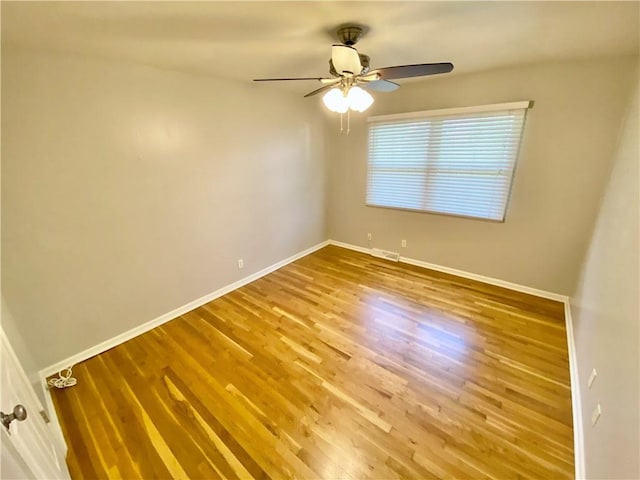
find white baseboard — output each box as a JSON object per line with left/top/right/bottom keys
{"left": 329, "top": 239, "right": 568, "bottom": 302}
{"left": 38, "top": 240, "right": 329, "bottom": 379}
{"left": 564, "top": 301, "right": 585, "bottom": 480}
{"left": 329, "top": 239, "right": 372, "bottom": 255}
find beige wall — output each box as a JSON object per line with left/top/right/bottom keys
{"left": 1, "top": 49, "right": 326, "bottom": 371}
{"left": 326, "top": 57, "right": 637, "bottom": 294}
{"left": 571, "top": 80, "right": 638, "bottom": 479}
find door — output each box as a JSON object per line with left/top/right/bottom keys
{"left": 0, "top": 328, "right": 70, "bottom": 479}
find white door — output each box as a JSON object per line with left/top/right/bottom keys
{"left": 0, "top": 328, "right": 70, "bottom": 479}
{"left": 1, "top": 428, "right": 34, "bottom": 479}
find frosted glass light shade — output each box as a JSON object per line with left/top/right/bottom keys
{"left": 346, "top": 86, "right": 374, "bottom": 112}
{"left": 322, "top": 86, "right": 374, "bottom": 113}
{"left": 322, "top": 89, "right": 348, "bottom": 113}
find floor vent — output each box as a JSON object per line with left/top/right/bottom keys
{"left": 371, "top": 248, "right": 400, "bottom": 262}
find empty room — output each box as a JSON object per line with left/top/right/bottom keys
{"left": 1, "top": 2, "right": 638, "bottom": 479}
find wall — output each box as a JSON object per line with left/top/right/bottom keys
{"left": 326, "top": 57, "right": 637, "bottom": 294}
{"left": 570, "top": 80, "right": 638, "bottom": 479}
{"left": 0, "top": 50, "right": 42, "bottom": 397}
{"left": 1, "top": 49, "right": 326, "bottom": 372}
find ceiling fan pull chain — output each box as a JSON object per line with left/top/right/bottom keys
{"left": 340, "top": 112, "right": 344, "bottom": 134}
{"left": 346, "top": 109, "right": 351, "bottom": 135}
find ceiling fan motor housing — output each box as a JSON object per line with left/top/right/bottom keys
{"left": 336, "top": 25, "right": 367, "bottom": 46}
{"left": 329, "top": 54, "right": 370, "bottom": 77}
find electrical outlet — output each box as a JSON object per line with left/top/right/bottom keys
{"left": 237, "top": 259, "right": 244, "bottom": 269}
{"left": 588, "top": 368, "right": 597, "bottom": 389}
{"left": 367, "top": 233, "right": 372, "bottom": 241}
{"left": 591, "top": 404, "right": 602, "bottom": 426}
{"left": 401, "top": 239, "right": 407, "bottom": 248}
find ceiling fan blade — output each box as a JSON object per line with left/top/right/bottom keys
{"left": 372, "top": 62, "right": 454, "bottom": 80}
{"left": 331, "top": 45, "right": 362, "bottom": 76}
{"left": 253, "top": 77, "right": 327, "bottom": 82}
{"left": 304, "top": 84, "right": 336, "bottom": 98}
{"left": 363, "top": 79, "right": 400, "bottom": 92}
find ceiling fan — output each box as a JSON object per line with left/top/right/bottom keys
{"left": 253, "top": 24, "right": 454, "bottom": 113}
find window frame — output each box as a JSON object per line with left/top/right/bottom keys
{"left": 366, "top": 101, "right": 532, "bottom": 222}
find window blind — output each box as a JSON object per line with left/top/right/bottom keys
{"left": 366, "top": 103, "right": 529, "bottom": 221}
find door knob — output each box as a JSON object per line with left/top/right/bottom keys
{"left": 1, "top": 404, "right": 27, "bottom": 432}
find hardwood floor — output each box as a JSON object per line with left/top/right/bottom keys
{"left": 49, "top": 245, "right": 574, "bottom": 479}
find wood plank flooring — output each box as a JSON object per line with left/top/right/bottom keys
{"left": 49, "top": 245, "right": 574, "bottom": 479}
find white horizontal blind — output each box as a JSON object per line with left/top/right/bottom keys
{"left": 367, "top": 105, "right": 528, "bottom": 221}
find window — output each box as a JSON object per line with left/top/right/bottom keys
{"left": 366, "top": 101, "right": 530, "bottom": 221}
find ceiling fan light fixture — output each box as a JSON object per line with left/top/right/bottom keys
{"left": 322, "top": 88, "right": 349, "bottom": 113}
{"left": 322, "top": 86, "right": 374, "bottom": 113}
{"left": 346, "top": 86, "right": 374, "bottom": 112}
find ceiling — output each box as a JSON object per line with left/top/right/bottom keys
{"left": 2, "top": 1, "right": 638, "bottom": 94}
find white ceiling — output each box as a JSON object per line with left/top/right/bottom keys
{"left": 2, "top": 1, "right": 638, "bottom": 94}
